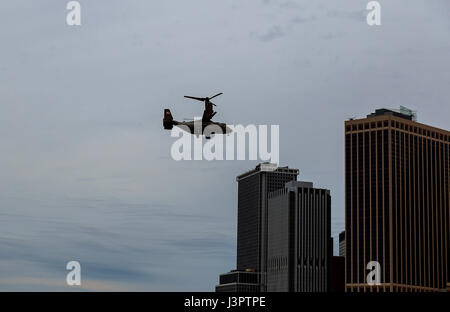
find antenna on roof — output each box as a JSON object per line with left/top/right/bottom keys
{"left": 399, "top": 106, "right": 417, "bottom": 121}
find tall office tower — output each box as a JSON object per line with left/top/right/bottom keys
{"left": 216, "top": 163, "right": 299, "bottom": 292}
{"left": 345, "top": 107, "right": 449, "bottom": 292}
{"left": 236, "top": 163, "right": 299, "bottom": 291}
{"left": 339, "top": 231, "right": 345, "bottom": 257}
{"left": 267, "top": 181, "right": 332, "bottom": 292}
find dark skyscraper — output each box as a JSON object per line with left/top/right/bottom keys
{"left": 345, "top": 108, "right": 449, "bottom": 292}
{"left": 236, "top": 164, "right": 299, "bottom": 272}
{"left": 236, "top": 163, "right": 299, "bottom": 291}
{"left": 216, "top": 163, "right": 298, "bottom": 292}
{"left": 267, "top": 181, "right": 332, "bottom": 292}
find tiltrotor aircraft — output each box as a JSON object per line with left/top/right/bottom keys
{"left": 163, "top": 93, "right": 232, "bottom": 139}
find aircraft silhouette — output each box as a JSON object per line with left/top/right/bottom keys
{"left": 163, "top": 93, "right": 232, "bottom": 139}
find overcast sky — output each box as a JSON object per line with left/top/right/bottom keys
{"left": 0, "top": 0, "right": 449, "bottom": 291}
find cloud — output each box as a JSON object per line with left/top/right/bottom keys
{"left": 0, "top": 194, "right": 234, "bottom": 291}
{"left": 256, "top": 25, "right": 285, "bottom": 42}
{"left": 290, "top": 15, "right": 317, "bottom": 24}
{"left": 326, "top": 8, "right": 366, "bottom": 21}
{"left": 0, "top": 277, "right": 134, "bottom": 292}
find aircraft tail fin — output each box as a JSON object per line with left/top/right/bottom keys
{"left": 163, "top": 109, "right": 174, "bottom": 130}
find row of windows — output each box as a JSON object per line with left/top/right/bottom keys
{"left": 346, "top": 120, "right": 449, "bottom": 142}
{"left": 391, "top": 131, "right": 449, "bottom": 289}
{"left": 237, "top": 174, "right": 262, "bottom": 271}
{"left": 219, "top": 272, "right": 259, "bottom": 285}
{"left": 346, "top": 131, "right": 390, "bottom": 284}
{"left": 298, "top": 257, "right": 327, "bottom": 267}
{"left": 268, "top": 256, "right": 288, "bottom": 272}
{"left": 345, "top": 130, "right": 449, "bottom": 289}
{"left": 347, "top": 285, "right": 438, "bottom": 292}
{"left": 296, "top": 189, "right": 330, "bottom": 292}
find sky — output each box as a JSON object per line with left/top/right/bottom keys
{"left": 0, "top": 0, "right": 449, "bottom": 291}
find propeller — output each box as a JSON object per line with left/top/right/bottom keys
{"left": 209, "top": 93, "right": 223, "bottom": 100}
{"left": 184, "top": 96, "right": 205, "bottom": 101}
{"left": 184, "top": 93, "right": 223, "bottom": 106}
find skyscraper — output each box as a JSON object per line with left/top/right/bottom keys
{"left": 345, "top": 108, "right": 450, "bottom": 292}
{"left": 236, "top": 163, "right": 299, "bottom": 291}
{"left": 216, "top": 163, "right": 299, "bottom": 292}
{"left": 267, "top": 181, "right": 332, "bottom": 292}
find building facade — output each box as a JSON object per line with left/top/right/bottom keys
{"left": 215, "top": 270, "right": 260, "bottom": 292}
{"left": 267, "top": 181, "right": 332, "bottom": 292}
{"left": 339, "top": 231, "right": 345, "bottom": 257}
{"left": 345, "top": 108, "right": 450, "bottom": 292}
{"left": 216, "top": 163, "right": 299, "bottom": 292}
{"left": 235, "top": 163, "right": 299, "bottom": 291}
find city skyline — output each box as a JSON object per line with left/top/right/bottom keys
{"left": 216, "top": 166, "right": 334, "bottom": 292}
{"left": 0, "top": 1, "right": 449, "bottom": 291}
{"left": 218, "top": 107, "right": 448, "bottom": 292}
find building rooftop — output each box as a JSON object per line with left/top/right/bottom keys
{"left": 268, "top": 181, "right": 332, "bottom": 198}
{"left": 236, "top": 162, "right": 299, "bottom": 181}
{"left": 284, "top": 181, "right": 313, "bottom": 189}
{"left": 366, "top": 106, "right": 417, "bottom": 121}
{"left": 345, "top": 107, "right": 449, "bottom": 139}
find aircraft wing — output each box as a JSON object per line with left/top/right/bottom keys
{"left": 184, "top": 96, "right": 205, "bottom": 101}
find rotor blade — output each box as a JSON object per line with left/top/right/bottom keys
{"left": 209, "top": 93, "right": 223, "bottom": 100}
{"left": 210, "top": 101, "right": 217, "bottom": 106}
{"left": 184, "top": 96, "right": 206, "bottom": 102}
